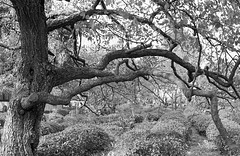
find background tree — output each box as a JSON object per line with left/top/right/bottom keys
{"left": 1, "top": 0, "right": 240, "bottom": 155}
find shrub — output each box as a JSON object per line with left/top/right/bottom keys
{"left": 146, "top": 113, "right": 160, "bottom": 122}
{"left": 99, "top": 123, "right": 125, "bottom": 137}
{"left": 143, "top": 107, "right": 166, "bottom": 122}
{"left": 37, "top": 124, "right": 114, "bottom": 156}
{"left": 61, "top": 115, "right": 78, "bottom": 127}
{"left": 189, "top": 114, "right": 212, "bottom": 132}
{"left": 40, "top": 121, "right": 65, "bottom": 136}
{"left": 126, "top": 132, "right": 189, "bottom": 156}
{"left": 134, "top": 121, "right": 156, "bottom": 131}
{"left": 112, "top": 128, "right": 150, "bottom": 155}
{"left": 56, "top": 109, "right": 70, "bottom": 116}
{"left": 91, "top": 113, "right": 122, "bottom": 125}
{"left": 151, "top": 119, "right": 187, "bottom": 137}
{"left": 133, "top": 114, "right": 144, "bottom": 123}
{"left": 218, "top": 109, "right": 232, "bottom": 120}
{"left": 45, "top": 112, "right": 64, "bottom": 122}
{"left": 231, "top": 111, "right": 240, "bottom": 125}
{"left": 187, "top": 143, "right": 220, "bottom": 156}
{"left": 160, "top": 110, "right": 189, "bottom": 127}
{"left": 61, "top": 114, "right": 91, "bottom": 127}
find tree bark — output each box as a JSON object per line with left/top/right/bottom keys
{"left": 1, "top": 1, "right": 51, "bottom": 155}
{"left": 210, "top": 94, "right": 236, "bottom": 153}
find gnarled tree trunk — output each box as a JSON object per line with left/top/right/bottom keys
{"left": 1, "top": 1, "right": 52, "bottom": 155}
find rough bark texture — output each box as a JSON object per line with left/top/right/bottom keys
{"left": 1, "top": 1, "right": 51, "bottom": 155}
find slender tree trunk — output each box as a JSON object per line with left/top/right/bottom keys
{"left": 1, "top": 1, "right": 52, "bottom": 155}
{"left": 210, "top": 94, "right": 236, "bottom": 153}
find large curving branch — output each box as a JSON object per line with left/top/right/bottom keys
{"left": 95, "top": 48, "right": 194, "bottom": 71}
{"left": 52, "top": 45, "right": 232, "bottom": 88}
{"left": 52, "top": 66, "right": 114, "bottom": 87}
{"left": 51, "top": 44, "right": 151, "bottom": 86}
{"left": 68, "top": 69, "right": 150, "bottom": 97}
{"left": 21, "top": 69, "right": 150, "bottom": 109}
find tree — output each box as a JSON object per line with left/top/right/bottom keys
{"left": 1, "top": 0, "right": 240, "bottom": 155}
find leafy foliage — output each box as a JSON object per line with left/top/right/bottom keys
{"left": 231, "top": 111, "right": 240, "bottom": 125}
{"left": 37, "top": 123, "right": 114, "bottom": 156}
{"left": 40, "top": 121, "right": 65, "bottom": 136}
{"left": 112, "top": 128, "right": 150, "bottom": 155}
{"left": 189, "top": 114, "right": 212, "bottom": 132}
{"left": 126, "top": 132, "right": 189, "bottom": 156}
{"left": 160, "top": 110, "right": 190, "bottom": 127}
{"left": 151, "top": 119, "right": 187, "bottom": 136}
{"left": 55, "top": 109, "right": 70, "bottom": 116}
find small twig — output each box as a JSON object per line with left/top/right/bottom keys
{"left": 65, "top": 48, "right": 86, "bottom": 66}
{"left": 171, "top": 60, "right": 190, "bottom": 88}
{"left": 80, "top": 93, "right": 99, "bottom": 116}
{"left": 92, "top": 0, "right": 101, "bottom": 9}
{"left": 115, "top": 59, "right": 129, "bottom": 75}
{"left": 139, "top": 80, "right": 165, "bottom": 104}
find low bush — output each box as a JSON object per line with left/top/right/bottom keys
{"left": 61, "top": 115, "right": 78, "bottom": 127}
{"left": 45, "top": 112, "right": 64, "bottom": 123}
{"left": 133, "top": 114, "right": 144, "bottom": 123}
{"left": 218, "top": 109, "right": 233, "bottom": 120}
{"left": 99, "top": 123, "right": 125, "bottom": 137}
{"left": 134, "top": 121, "right": 156, "bottom": 131}
{"left": 126, "top": 132, "right": 189, "bottom": 156}
{"left": 189, "top": 114, "right": 212, "bottom": 133}
{"left": 40, "top": 121, "right": 65, "bottom": 136}
{"left": 160, "top": 110, "right": 190, "bottom": 127}
{"left": 112, "top": 128, "right": 150, "bottom": 155}
{"left": 143, "top": 107, "right": 166, "bottom": 122}
{"left": 56, "top": 109, "right": 70, "bottom": 116}
{"left": 37, "top": 124, "right": 114, "bottom": 156}
{"left": 146, "top": 113, "right": 160, "bottom": 122}
{"left": 231, "top": 111, "right": 240, "bottom": 125}
{"left": 186, "top": 143, "right": 220, "bottom": 156}
{"left": 151, "top": 119, "right": 187, "bottom": 137}
{"left": 91, "top": 113, "right": 122, "bottom": 125}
